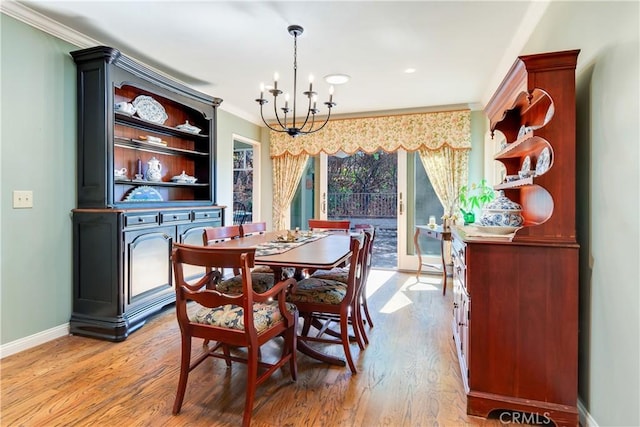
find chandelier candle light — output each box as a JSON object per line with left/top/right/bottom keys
{"left": 255, "top": 25, "right": 336, "bottom": 137}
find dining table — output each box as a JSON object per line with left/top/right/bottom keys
{"left": 210, "top": 230, "right": 353, "bottom": 367}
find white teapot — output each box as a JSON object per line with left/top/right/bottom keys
{"left": 145, "top": 157, "right": 162, "bottom": 182}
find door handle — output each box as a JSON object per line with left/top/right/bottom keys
{"left": 322, "top": 192, "right": 326, "bottom": 214}
{"left": 399, "top": 192, "right": 404, "bottom": 215}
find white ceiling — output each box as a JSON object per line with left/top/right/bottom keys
{"left": 8, "top": 1, "right": 547, "bottom": 125}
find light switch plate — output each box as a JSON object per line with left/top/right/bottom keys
{"left": 13, "top": 190, "right": 33, "bottom": 208}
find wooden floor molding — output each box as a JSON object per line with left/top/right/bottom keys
{"left": 1, "top": 271, "right": 509, "bottom": 426}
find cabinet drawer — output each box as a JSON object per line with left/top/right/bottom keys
{"left": 451, "top": 233, "right": 467, "bottom": 291}
{"left": 193, "top": 209, "right": 221, "bottom": 221}
{"left": 124, "top": 213, "right": 159, "bottom": 228}
{"left": 160, "top": 211, "right": 191, "bottom": 223}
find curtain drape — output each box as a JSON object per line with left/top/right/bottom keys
{"left": 272, "top": 152, "right": 310, "bottom": 230}
{"left": 418, "top": 146, "right": 469, "bottom": 219}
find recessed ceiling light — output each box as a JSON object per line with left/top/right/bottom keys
{"left": 404, "top": 68, "right": 416, "bottom": 74}
{"left": 324, "top": 74, "right": 350, "bottom": 85}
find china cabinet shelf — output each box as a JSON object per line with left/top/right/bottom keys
{"left": 114, "top": 137, "right": 208, "bottom": 157}
{"left": 115, "top": 179, "right": 208, "bottom": 188}
{"left": 115, "top": 113, "right": 209, "bottom": 139}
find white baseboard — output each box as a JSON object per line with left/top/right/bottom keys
{"left": 578, "top": 398, "right": 599, "bottom": 427}
{"left": 0, "top": 323, "right": 69, "bottom": 359}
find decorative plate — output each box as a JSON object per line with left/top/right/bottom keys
{"left": 535, "top": 147, "right": 551, "bottom": 176}
{"left": 124, "top": 185, "right": 163, "bottom": 202}
{"left": 132, "top": 95, "right": 168, "bottom": 124}
{"left": 521, "top": 155, "right": 531, "bottom": 173}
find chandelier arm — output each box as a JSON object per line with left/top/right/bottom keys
{"left": 302, "top": 109, "right": 332, "bottom": 134}
{"left": 272, "top": 96, "right": 288, "bottom": 130}
{"left": 260, "top": 104, "right": 288, "bottom": 133}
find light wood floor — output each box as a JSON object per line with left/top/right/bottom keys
{"left": 1, "top": 271, "right": 506, "bottom": 426}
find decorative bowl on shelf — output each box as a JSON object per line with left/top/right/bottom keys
{"left": 176, "top": 121, "right": 201, "bottom": 134}
{"left": 114, "top": 102, "right": 135, "bottom": 116}
{"left": 518, "top": 170, "right": 535, "bottom": 179}
{"left": 479, "top": 190, "right": 524, "bottom": 227}
{"left": 171, "top": 171, "right": 197, "bottom": 184}
{"left": 505, "top": 174, "right": 520, "bottom": 182}
{"left": 114, "top": 167, "right": 128, "bottom": 179}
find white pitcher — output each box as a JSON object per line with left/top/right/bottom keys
{"left": 145, "top": 157, "right": 162, "bottom": 182}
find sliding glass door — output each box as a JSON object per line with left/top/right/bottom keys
{"left": 290, "top": 150, "right": 443, "bottom": 271}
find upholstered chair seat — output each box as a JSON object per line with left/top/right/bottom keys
{"left": 217, "top": 272, "right": 275, "bottom": 294}
{"left": 287, "top": 277, "right": 348, "bottom": 305}
{"left": 190, "top": 301, "right": 298, "bottom": 333}
{"left": 310, "top": 267, "right": 349, "bottom": 284}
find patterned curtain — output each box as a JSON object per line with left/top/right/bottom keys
{"left": 418, "top": 146, "right": 470, "bottom": 218}
{"left": 270, "top": 110, "right": 471, "bottom": 156}
{"left": 272, "top": 152, "right": 310, "bottom": 230}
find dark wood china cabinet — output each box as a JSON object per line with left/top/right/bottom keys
{"left": 70, "top": 46, "right": 223, "bottom": 341}
{"left": 451, "top": 50, "right": 580, "bottom": 426}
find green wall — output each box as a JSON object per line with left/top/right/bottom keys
{"left": 216, "top": 109, "right": 264, "bottom": 226}
{"left": 522, "top": 2, "right": 639, "bottom": 425}
{"left": 1, "top": 15, "right": 77, "bottom": 343}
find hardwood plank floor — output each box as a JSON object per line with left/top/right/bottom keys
{"left": 1, "top": 271, "right": 506, "bottom": 426}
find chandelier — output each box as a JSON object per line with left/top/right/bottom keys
{"left": 255, "top": 25, "right": 336, "bottom": 137}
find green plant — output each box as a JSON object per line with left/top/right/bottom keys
{"left": 458, "top": 179, "right": 495, "bottom": 215}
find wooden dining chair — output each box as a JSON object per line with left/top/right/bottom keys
{"left": 240, "top": 221, "right": 267, "bottom": 237}
{"left": 308, "top": 219, "right": 351, "bottom": 233}
{"left": 171, "top": 243, "right": 298, "bottom": 427}
{"left": 310, "top": 228, "right": 376, "bottom": 344}
{"left": 203, "top": 225, "right": 274, "bottom": 294}
{"left": 286, "top": 233, "right": 367, "bottom": 374}
{"left": 202, "top": 225, "right": 241, "bottom": 245}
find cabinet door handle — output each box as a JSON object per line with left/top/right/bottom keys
{"left": 138, "top": 217, "right": 144, "bottom": 222}
{"left": 203, "top": 213, "right": 209, "bottom": 218}
{"left": 173, "top": 215, "right": 178, "bottom": 220}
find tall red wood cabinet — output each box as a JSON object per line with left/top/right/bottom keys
{"left": 451, "top": 50, "right": 580, "bottom": 426}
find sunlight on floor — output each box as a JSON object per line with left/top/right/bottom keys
{"left": 365, "top": 269, "right": 396, "bottom": 298}
{"left": 377, "top": 272, "right": 443, "bottom": 314}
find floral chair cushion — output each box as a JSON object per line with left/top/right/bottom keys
{"left": 310, "top": 267, "right": 349, "bottom": 283}
{"left": 286, "top": 277, "right": 347, "bottom": 305}
{"left": 190, "top": 301, "right": 297, "bottom": 334}
{"left": 216, "top": 272, "right": 275, "bottom": 294}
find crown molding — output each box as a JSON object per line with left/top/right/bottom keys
{"left": 1, "top": 1, "right": 99, "bottom": 48}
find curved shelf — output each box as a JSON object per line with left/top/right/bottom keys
{"left": 115, "top": 179, "right": 208, "bottom": 188}
{"left": 114, "top": 137, "right": 208, "bottom": 157}
{"left": 115, "top": 112, "right": 208, "bottom": 139}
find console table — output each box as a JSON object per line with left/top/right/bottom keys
{"left": 414, "top": 225, "right": 451, "bottom": 295}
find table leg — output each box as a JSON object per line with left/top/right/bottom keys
{"left": 414, "top": 228, "right": 422, "bottom": 278}
{"left": 297, "top": 340, "right": 346, "bottom": 367}
{"left": 441, "top": 239, "right": 447, "bottom": 295}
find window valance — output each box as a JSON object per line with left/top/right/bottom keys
{"left": 269, "top": 110, "right": 471, "bottom": 157}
